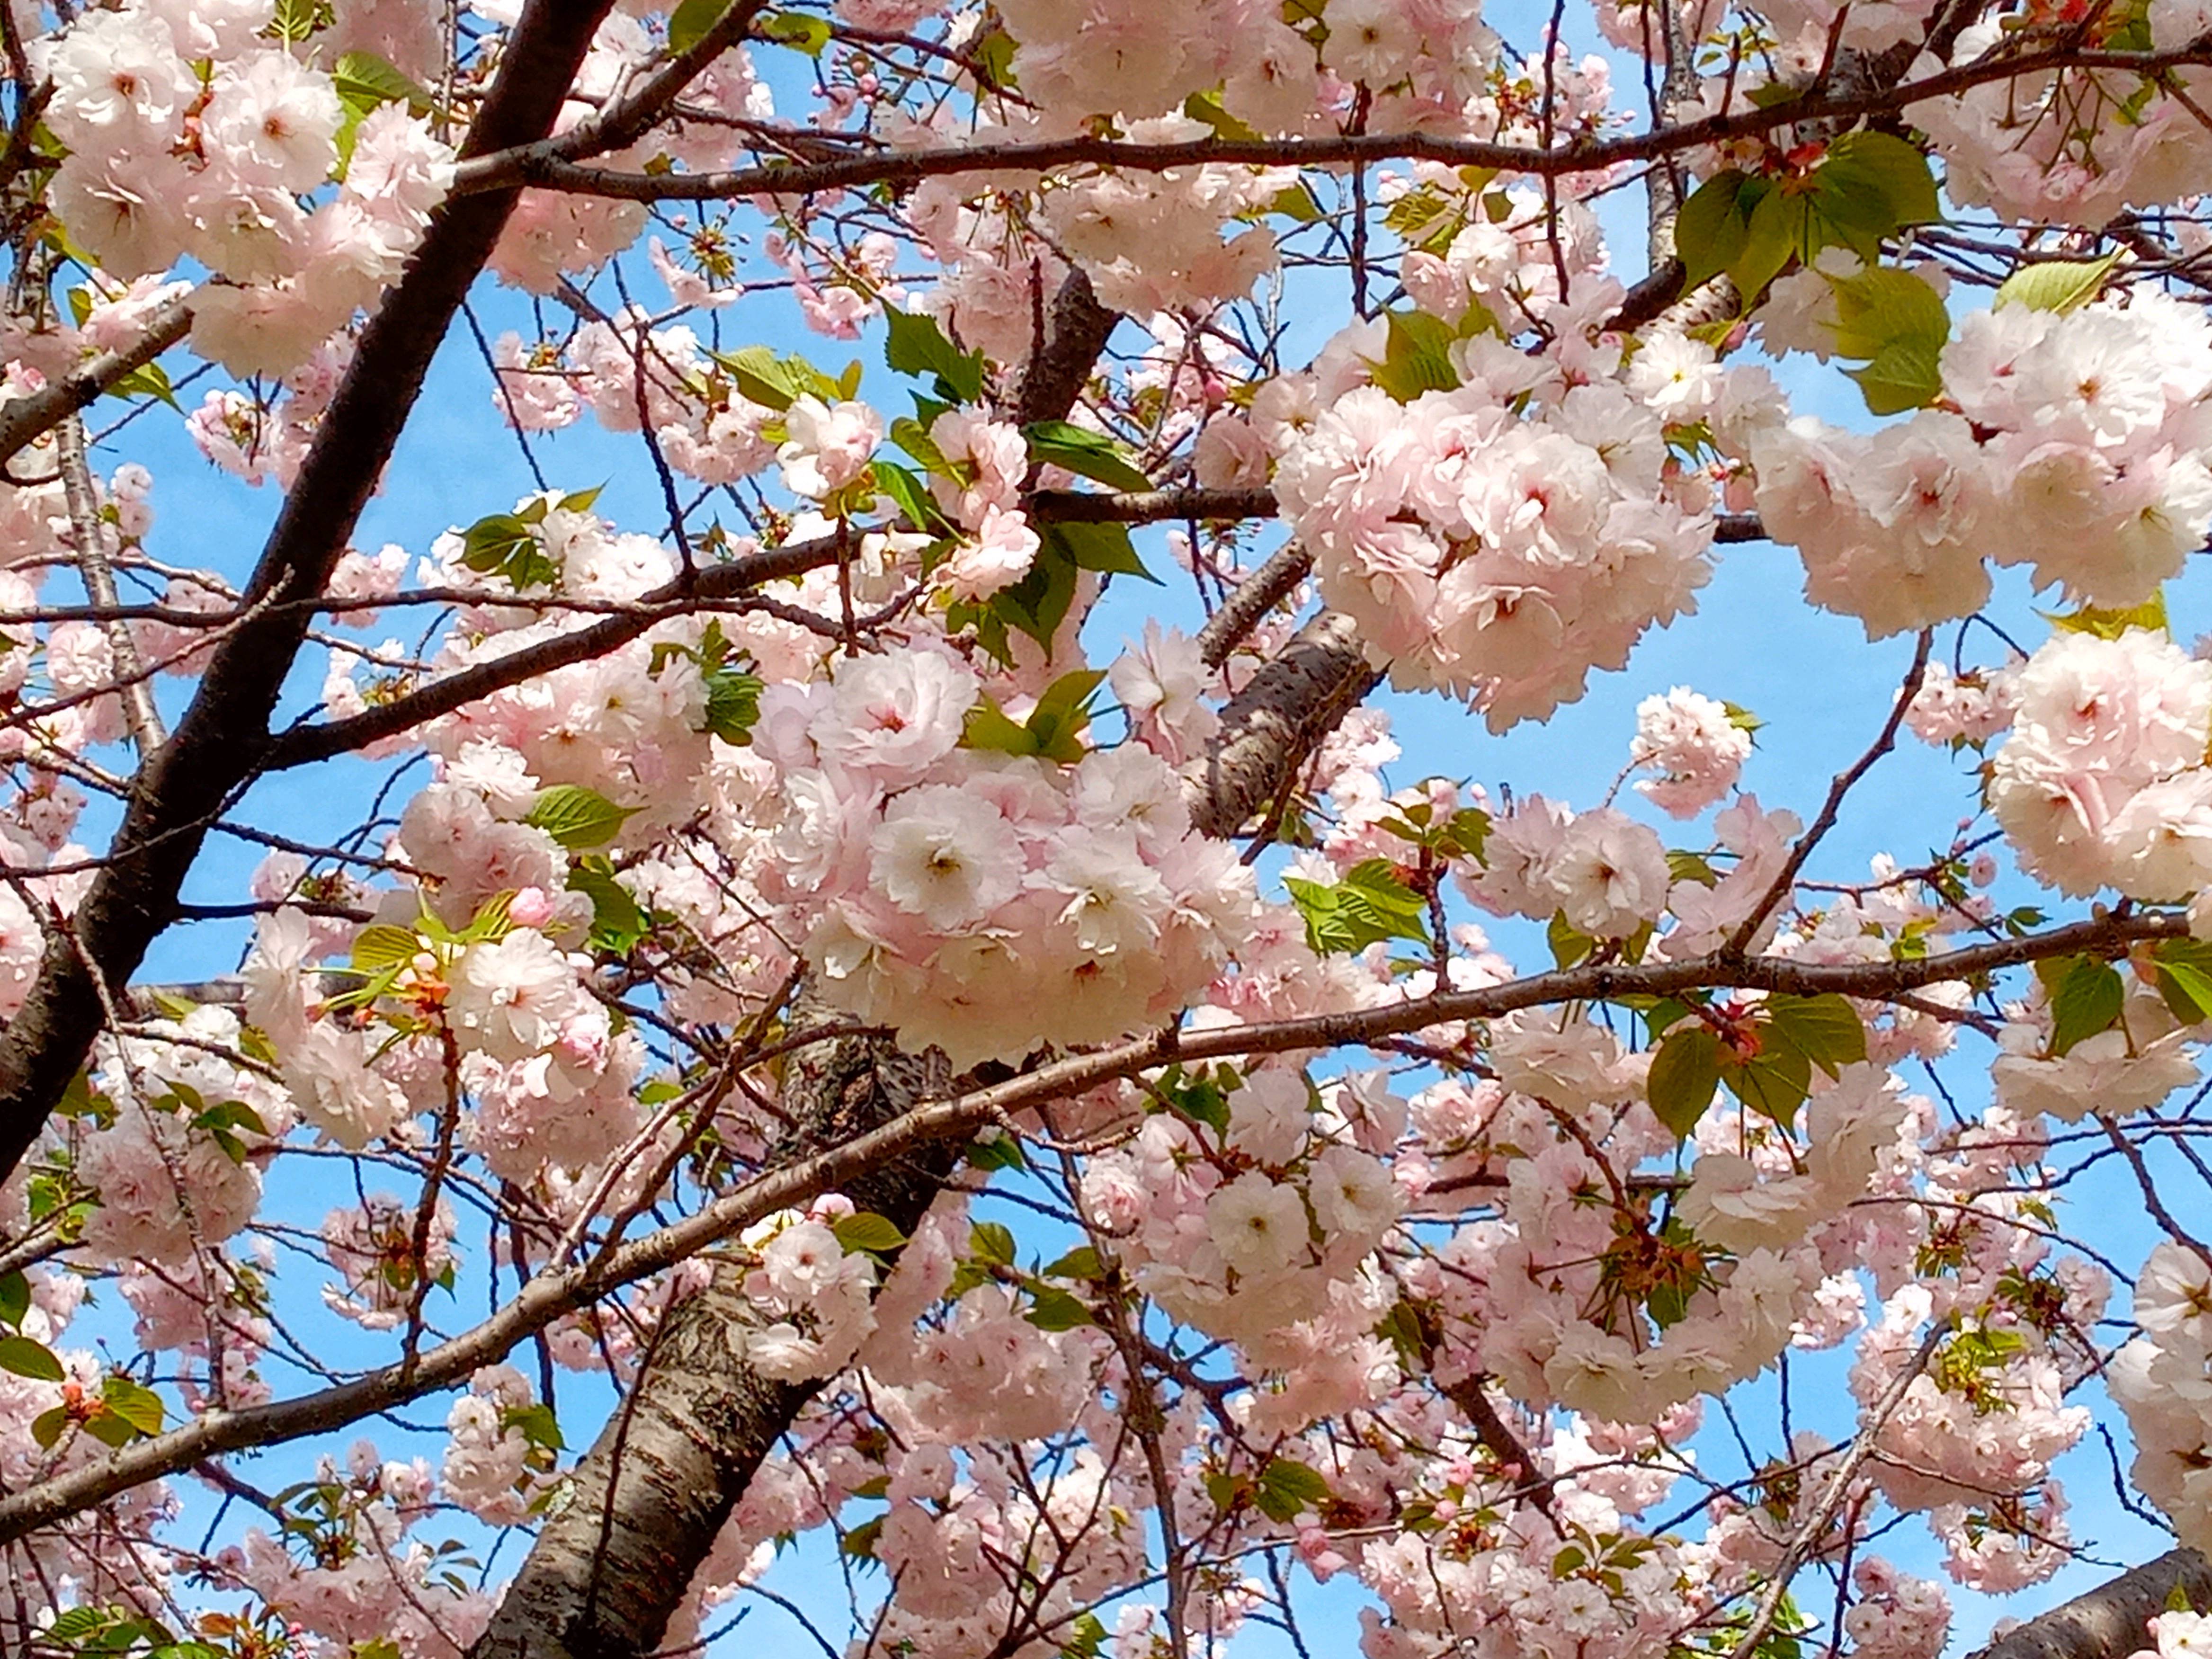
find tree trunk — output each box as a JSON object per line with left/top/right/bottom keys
{"left": 465, "top": 1029, "right": 954, "bottom": 1659}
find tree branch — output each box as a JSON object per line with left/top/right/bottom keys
{"left": 1969, "top": 1552, "right": 2212, "bottom": 1659}
{"left": 0, "top": 295, "right": 194, "bottom": 468}
{"left": 0, "top": 902, "right": 2185, "bottom": 1541}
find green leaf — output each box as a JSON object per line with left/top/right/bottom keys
{"left": 1724, "top": 1043, "right": 1813, "bottom": 1131}
{"left": 2155, "top": 938, "right": 2212, "bottom": 1024}
{"left": 1763, "top": 993, "right": 1867, "bottom": 1078}
{"left": 101, "top": 1375, "right": 165, "bottom": 1437}
{"left": 499, "top": 1402, "right": 565, "bottom": 1451}
{"left": 1366, "top": 309, "right": 1459, "bottom": 401}
{"left": 1284, "top": 859, "right": 1430, "bottom": 955}
{"left": 1823, "top": 266, "right": 1949, "bottom": 415}
{"left": 667, "top": 0, "right": 732, "bottom": 55}
{"left": 1044, "top": 1245, "right": 1104, "bottom": 1281}
{"left": 1996, "top": 251, "right": 2122, "bottom": 314}
{"left": 703, "top": 663, "right": 764, "bottom": 746}
{"left": 2046, "top": 589, "right": 2168, "bottom": 640}
{"left": 107, "top": 361, "right": 180, "bottom": 410}
{"left": 1845, "top": 337, "right": 1944, "bottom": 415}
{"left": 883, "top": 308, "right": 985, "bottom": 404}
{"left": 2046, "top": 954, "right": 2125, "bottom": 1056}
{"left": 1024, "top": 1284, "right": 1094, "bottom": 1330}
{"left": 970, "top": 1221, "right": 1017, "bottom": 1266}
{"left": 569, "top": 859, "right": 649, "bottom": 955}
{"left": 1648, "top": 1027, "right": 1722, "bottom": 1138}
{"left": 1049, "top": 520, "right": 1156, "bottom": 582}
{"left": 712, "top": 346, "right": 843, "bottom": 410}
{"left": 1061, "top": 1613, "right": 1109, "bottom": 1659}
{"left": 333, "top": 49, "right": 434, "bottom": 116}
{"left": 890, "top": 415, "right": 954, "bottom": 476}
{"left": 1676, "top": 171, "right": 1755, "bottom": 291}
{"left": 1158, "top": 1065, "right": 1234, "bottom": 1136}
{"left": 0, "top": 1269, "right": 27, "bottom": 1329}
{"left": 1734, "top": 183, "right": 1801, "bottom": 301}
{"left": 1023, "top": 420, "right": 1152, "bottom": 493}
{"left": 459, "top": 510, "right": 557, "bottom": 589}
{"left": 967, "top": 1131, "right": 1027, "bottom": 1172}
{"left": 1825, "top": 267, "right": 1951, "bottom": 360}
{"left": 524, "top": 785, "right": 639, "bottom": 850}
{"left": 961, "top": 694, "right": 1042, "bottom": 758}
{"left": 1828, "top": 132, "right": 1941, "bottom": 225}
{"left": 0, "top": 1334, "right": 63, "bottom": 1382}
{"left": 840, "top": 1515, "right": 884, "bottom": 1558}
{"left": 833, "top": 1212, "right": 909, "bottom": 1255}
{"left": 959, "top": 670, "right": 1104, "bottom": 765}
{"left": 1254, "top": 1457, "right": 1332, "bottom": 1523}
{"left": 1182, "top": 88, "right": 1263, "bottom": 143}
{"left": 194, "top": 1101, "right": 268, "bottom": 1139}
{"left": 758, "top": 9, "right": 833, "bottom": 53}
{"left": 267, "top": 0, "right": 332, "bottom": 43}
{"left": 30, "top": 1406, "right": 66, "bottom": 1449}
{"left": 990, "top": 535, "right": 1080, "bottom": 655}
{"left": 871, "top": 459, "right": 949, "bottom": 535}
{"left": 351, "top": 924, "right": 422, "bottom": 972}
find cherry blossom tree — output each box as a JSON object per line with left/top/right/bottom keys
{"left": 12, "top": 1, "right": 2212, "bottom": 1658}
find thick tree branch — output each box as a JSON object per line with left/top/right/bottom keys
{"left": 1970, "top": 1551, "right": 2212, "bottom": 1659}
{"left": 1193, "top": 608, "right": 1383, "bottom": 840}
{"left": 464, "top": 1022, "right": 958, "bottom": 1659}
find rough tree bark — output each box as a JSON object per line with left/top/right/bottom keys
{"left": 465, "top": 280, "right": 1389, "bottom": 1657}
{"left": 464, "top": 1024, "right": 956, "bottom": 1659}
{"left": 0, "top": 0, "right": 620, "bottom": 1181}
{"left": 1970, "top": 1551, "right": 2212, "bottom": 1659}
{"left": 1194, "top": 608, "right": 1384, "bottom": 840}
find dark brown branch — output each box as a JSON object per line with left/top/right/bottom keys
{"left": 259, "top": 533, "right": 844, "bottom": 772}
{"left": 1196, "top": 543, "right": 1314, "bottom": 669}
{"left": 1013, "top": 269, "right": 1117, "bottom": 428}
{"left": 1194, "top": 608, "right": 1383, "bottom": 839}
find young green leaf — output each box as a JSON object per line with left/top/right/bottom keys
{"left": 1023, "top": 420, "right": 1153, "bottom": 493}
{"left": 524, "top": 785, "right": 640, "bottom": 850}
{"left": 1366, "top": 309, "right": 1459, "bottom": 401}
{"left": 0, "top": 1334, "right": 64, "bottom": 1382}
{"left": 1763, "top": 993, "right": 1867, "bottom": 1078}
{"left": 1254, "top": 1457, "right": 1333, "bottom": 1523}
{"left": 1024, "top": 1284, "right": 1095, "bottom": 1330}
{"left": 1648, "top": 1027, "right": 1723, "bottom": 1138}
{"left": 833, "top": 1212, "right": 910, "bottom": 1254}
{"left": 2046, "top": 954, "right": 2125, "bottom": 1056}
{"left": 667, "top": 0, "right": 733, "bottom": 54}
{"left": 883, "top": 308, "right": 986, "bottom": 403}
{"left": 1723, "top": 1044, "right": 1813, "bottom": 1131}
{"left": 1994, "top": 250, "right": 2120, "bottom": 314}
{"left": 1675, "top": 171, "right": 1755, "bottom": 291}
